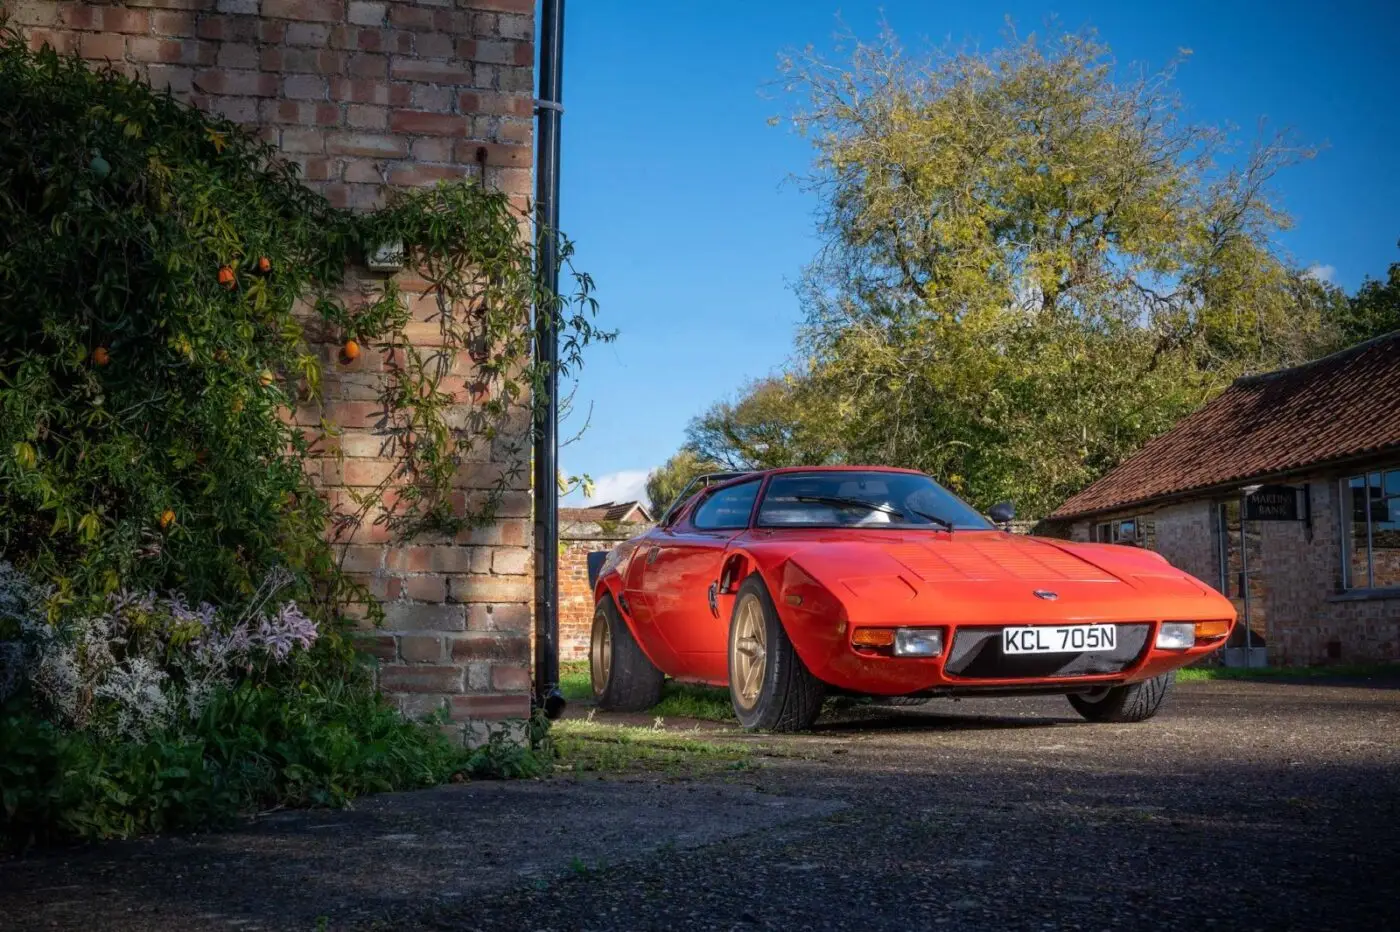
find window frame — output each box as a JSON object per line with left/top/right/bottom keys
{"left": 1340, "top": 465, "right": 1400, "bottom": 592}
{"left": 1092, "top": 517, "right": 1144, "bottom": 546}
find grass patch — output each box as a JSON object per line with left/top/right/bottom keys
{"left": 559, "top": 661, "right": 736, "bottom": 722}
{"left": 551, "top": 718, "right": 752, "bottom": 775}
{"left": 1178, "top": 662, "right": 1400, "bottom": 682}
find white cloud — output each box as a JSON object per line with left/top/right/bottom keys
{"left": 1305, "top": 263, "right": 1336, "bottom": 284}
{"left": 581, "top": 469, "right": 651, "bottom": 507}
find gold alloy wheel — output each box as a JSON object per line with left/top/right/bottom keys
{"left": 730, "top": 593, "right": 768, "bottom": 710}
{"left": 590, "top": 611, "right": 612, "bottom": 695}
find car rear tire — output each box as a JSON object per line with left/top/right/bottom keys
{"left": 1067, "top": 672, "right": 1174, "bottom": 723}
{"left": 728, "top": 574, "right": 825, "bottom": 732}
{"left": 590, "top": 595, "right": 664, "bottom": 712}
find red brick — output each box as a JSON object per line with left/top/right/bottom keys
{"left": 348, "top": 1, "right": 386, "bottom": 26}
{"left": 378, "top": 664, "right": 464, "bottom": 694}
{"left": 464, "top": 90, "right": 533, "bottom": 117}
{"left": 389, "top": 110, "right": 468, "bottom": 136}
{"left": 193, "top": 69, "right": 278, "bottom": 97}
{"left": 340, "top": 545, "right": 384, "bottom": 573}
{"left": 399, "top": 635, "right": 443, "bottom": 663}
{"left": 403, "top": 575, "right": 448, "bottom": 603}
{"left": 449, "top": 633, "right": 529, "bottom": 663}
{"left": 473, "top": 0, "right": 533, "bottom": 11}
{"left": 321, "top": 400, "right": 386, "bottom": 423}
{"left": 151, "top": 11, "right": 199, "bottom": 35}
{"left": 79, "top": 33, "right": 126, "bottom": 61}
{"left": 263, "top": 0, "right": 343, "bottom": 22}
{"left": 449, "top": 694, "right": 529, "bottom": 721}
{"left": 415, "top": 32, "right": 454, "bottom": 59}
{"left": 283, "top": 74, "right": 328, "bottom": 100}
{"left": 381, "top": 603, "right": 467, "bottom": 632}
{"left": 447, "top": 574, "right": 532, "bottom": 603}
{"left": 284, "top": 22, "right": 332, "bottom": 45}
{"left": 492, "top": 548, "right": 530, "bottom": 575}
{"left": 388, "top": 164, "right": 471, "bottom": 187}
{"left": 490, "top": 664, "right": 530, "bottom": 692}
{"left": 467, "top": 602, "right": 531, "bottom": 633}
{"left": 387, "top": 4, "right": 435, "bottom": 30}
{"left": 390, "top": 58, "right": 473, "bottom": 84}
{"left": 280, "top": 127, "right": 326, "bottom": 153}
{"left": 355, "top": 633, "right": 397, "bottom": 662}
{"left": 25, "top": 30, "right": 79, "bottom": 55}
{"left": 217, "top": 42, "right": 262, "bottom": 69}
{"left": 328, "top": 77, "right": 413, "bottom": 106}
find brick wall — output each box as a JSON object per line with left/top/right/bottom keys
{"left": 4, "top": 0, "right": 539, "bottom": 742}
{"left": 558, "top": 521, "right": 651, "bottom": 662}
{"left": 1060, "top": 472, "right": 1400, "bottom": 667}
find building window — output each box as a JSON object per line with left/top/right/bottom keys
{"left": 1092, "top": 518, "right": 1144, "bottom": 546}
{"left": 1343, "top": 467, "right": 1400, "bottom": 590}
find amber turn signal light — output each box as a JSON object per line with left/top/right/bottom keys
{"left": 1195, "top": 620, "right": 1231, "bottom": 640}
{"left": 852, "top": 628, "right": 895, "bottom": 648}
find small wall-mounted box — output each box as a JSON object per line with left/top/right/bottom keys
{"left": 366, "top": 240, "right": 405, "bottom": 272}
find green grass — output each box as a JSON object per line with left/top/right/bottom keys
{"left": 559, "top": 661, "right": 736, "bottom": 722}
{"left": 1177, "top": 662, "right": 1400, "bottom": 682}
{"left": 551, "top": 718, "right": 753, "bottom": 774}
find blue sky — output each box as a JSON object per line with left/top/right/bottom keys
{"left": 556, "top": 0, "right": 1400, "bottom": 508}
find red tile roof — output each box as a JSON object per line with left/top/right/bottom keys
{"left": 558, "top": 501, "right": 652, "bottom": 524}
{"left": 1050, "top": 332, "right": 1400, "bottom": 520}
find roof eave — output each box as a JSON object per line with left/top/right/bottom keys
{"left": 1046, "top": 443, "right": 1400, "bottom": 523}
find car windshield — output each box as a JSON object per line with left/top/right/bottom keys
{"left": 756, "top": 471, "right": 993, "bottom": 530}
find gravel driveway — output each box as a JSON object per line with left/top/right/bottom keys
{"left": 5, "top": 679, "right": 1398, "bottom": 931}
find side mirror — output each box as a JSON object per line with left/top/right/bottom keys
{"left": 988, "top": 501, "right": 1015, "bottom": 525}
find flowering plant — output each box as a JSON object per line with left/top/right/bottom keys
{"left": 18, "top": 566, "right": 318, "bottom": 739}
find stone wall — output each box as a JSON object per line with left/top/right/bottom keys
{"left": 4, "top": 0, "right": 539, "bottom": 740}
{"left": 559, "top": 521, "right": 651, "bottom": 662}
{"left": 1058, "top": 470, "right": 1400, "bottom": 666}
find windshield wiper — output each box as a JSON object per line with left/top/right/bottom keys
{"left": 906, "top": 507, "right": 955, "bottom": 532}
{"left": 795, "top": 495, "right": 904, "bottom": 518}
{"left": 793, "top": 496, "right": 957, "bottom": 532}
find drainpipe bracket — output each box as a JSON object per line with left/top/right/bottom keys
{"left": 534, "top": 99, "right": 565, "bottom": 114}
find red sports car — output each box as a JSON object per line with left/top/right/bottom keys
{"left": 587, "top": 466, "right": 1236, "bottom": 731}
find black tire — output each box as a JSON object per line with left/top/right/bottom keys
{"left": 727, "top": 574, "right": 825, "bottom": 732}
{"left": 1067, "top": 672, "right": 1175, "bottom": 723}
{"left": 590, "top": 595, "right": 664, "bottom": 712}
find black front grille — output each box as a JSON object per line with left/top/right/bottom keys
{"left": 943, "top": 624, "right": 1150, "bottom": 679}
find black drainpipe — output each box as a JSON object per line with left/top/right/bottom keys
{"left": 532, "top": 0, "right": 566, "bottom": 719}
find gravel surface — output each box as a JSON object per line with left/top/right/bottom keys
{"left": 4, "top": 679, "right": 1398, "bottom": 931}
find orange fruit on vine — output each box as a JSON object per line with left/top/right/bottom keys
{"left": 259, "top": 369, "right": 276, "bottom": 387}
{"left": 257, "top": 256, "right": 271, "bottom": 273}
{"left": 92, "top": 346, "right": 110, "bottom": 367}
{"left": 341, "top": 339, "right": 361, "bottom": 362}
{"left": 159, "top": 509, "right": 176, "bottom": 530}
{"left": 217, "top": 265, "right": 236, "bottom": 289}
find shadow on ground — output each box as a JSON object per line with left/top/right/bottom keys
{"left": 4, "top": 679, "right": 1398, "bottom": 931}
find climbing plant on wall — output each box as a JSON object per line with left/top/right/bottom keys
{"left": 0, "top": 27, "right": 605, "bottom": 626}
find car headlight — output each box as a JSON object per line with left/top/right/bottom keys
{"left": 893, "top": 628, "right": 944, "bottom": 657}
{"left": 1155, "top": 622, "right": 1195, "bottom": 650}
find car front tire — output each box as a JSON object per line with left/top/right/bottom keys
{"left": 728, "top": 574, "right": 825, "bottom": 732}
{"left": 590, "top": 595, "right": 664, "bottom": 712}
{"left": 1067, "top": 672, "right": 1175, "bottom": 723}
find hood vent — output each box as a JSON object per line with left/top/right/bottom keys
{"left": 888, "top": 539, "right": 1118, "bottom": 584}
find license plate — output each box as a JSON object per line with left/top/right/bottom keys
{"left": 1002, "top": 624, "right": 1116, "bottom": 654}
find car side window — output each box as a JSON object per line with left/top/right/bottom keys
{"left": 691, "top": 480, "right": 761, "bottom": 531}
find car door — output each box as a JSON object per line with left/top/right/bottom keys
{"left": 648, "top": 478, "right": 762, "bottom": 679}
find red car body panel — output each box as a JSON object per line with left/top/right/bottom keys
{"left": 593, "top": 466, "right": 1235, "bottom": 697}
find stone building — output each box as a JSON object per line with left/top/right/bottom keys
{"left": 1042, "top": 332, "right": 1400, "bottom": 667}
{"left": 4, "top": 0, "right": 539, "bottom": 739}
{"left": 557, "top": 502, "right": 652, "bottom": 661}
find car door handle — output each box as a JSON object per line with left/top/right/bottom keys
{"left": 646, "top": 546, "right": 660, "bottom": 565}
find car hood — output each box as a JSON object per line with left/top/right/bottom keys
{"left": 748, "top": 530, "right": 1230, "bottom": 625}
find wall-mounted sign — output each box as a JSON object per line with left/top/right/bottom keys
{"left": 1244, "top": 484, "right": 1304, "bottom": 521}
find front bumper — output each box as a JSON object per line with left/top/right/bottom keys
{"left": 808, "top": 619, "right": 1231, "bottom": 696}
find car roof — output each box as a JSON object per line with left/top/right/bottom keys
{"left": 704, "top": 465, "right": 926, "bottom": 492}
